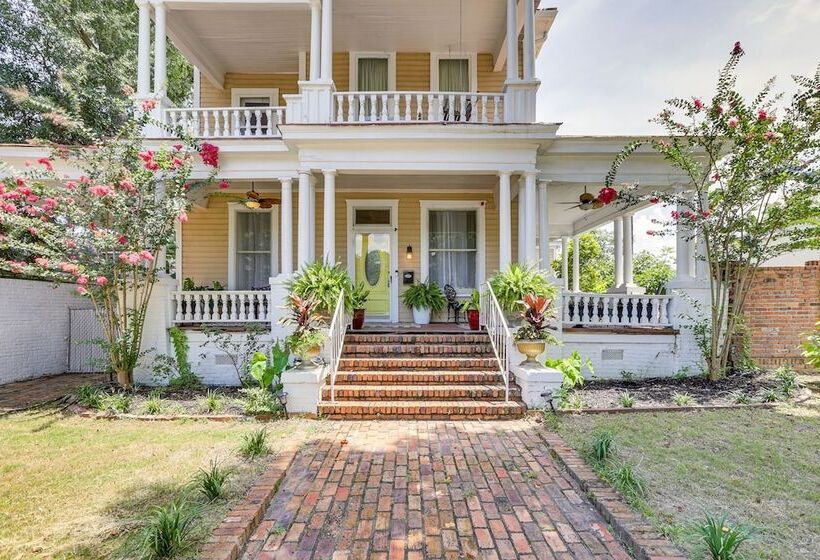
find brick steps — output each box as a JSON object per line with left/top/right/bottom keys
{"left": 342, "top": 343, "right": 494, "bottom": 356}
{"left": 317, "top": 400, "right": 527, "bottom": 419}
{"left": 338, "top": 357, "right": 499, "bottom": 370}
{"left": 333, "top": 370, "right": 505, "bottom": 385}
{"left": 322, "top": 384, "right": 519, "bottom": 401}
{"left": 345, "top": 333, "right": 491, "bottom": 344}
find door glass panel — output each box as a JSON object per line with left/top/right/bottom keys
{"left": 354, "top": 232, "right": 391, "bottom": 317}
{"left": 354, "top": 208, "right": 391, "bottom": 226}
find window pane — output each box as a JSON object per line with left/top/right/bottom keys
{"left": 439, "top": 59, "right": 469, "bottom": 92}
{"left": 355, "top": 208, "right": 391, "bottom": 225}
{"left": 358, "top": 58, "right": 389, "bottom": 91}
{"left": 237, "top": 253, "right": 271, "bottom": 290}
{"left": 237, "top": 212, "right": 271, "bottom": 252}
{"left": 429, "top": 210, "right": 476, "bottom": 250}
{"left": 429, "top": 250, "right": 476, "bottom": 291}
{"left": 240, "top": 96, "right": 272, "bottom": 107}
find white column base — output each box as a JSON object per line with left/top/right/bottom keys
{"left": 503, "top": 79, "right": 540, "bottom": 123}
{"left": 512, "top": 362, "right": 563, "bottom": 408}
{"left": 281, "top": 364, "right": 324, "bottom": 414}
{"left": 270, "top": 275, "right": 294, "bottom": 341}
{"left": 283, "top": 94, "right": 305, "bottom": 123}
{"left": 297, "top": 80, "right": 336, "bottom": 123}
{"left": 607, "top": 284, "right": 646, "bottom": 295}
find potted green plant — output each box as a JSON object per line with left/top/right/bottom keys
{"left": 281, "top": 294, "right": 326, "bottom": 365}
{"left": 489, "top": 263, "right": 557, "bottom": 321}
{"left": 349, "top": 283, "right": 370, "bottom": 330}
{"left": 513, "top": 294, "right": 558, "bottom": 363}
{"left": 401, "top": 280, "right": 446, "bottom": 325}
{"left": 461, "top": 289, "right": 481, "bottom": 331}
{"left": 286, "top": 261, "right": 354, "bottom": 317}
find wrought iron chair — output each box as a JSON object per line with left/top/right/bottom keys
{"left": 444, "top": 284, "right": 461, "bottom": 324}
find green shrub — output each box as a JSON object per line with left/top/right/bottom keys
{"left": 761, "top": 388, "right": 780, "bottom": 403}
{"left": 139, "top": 499, "right": 200, "bottom": 559}
{"left": 286, "top": 261, "right": 353, "bottom": 314}
{"left": 239, "top": 428, "right": 270, "bottom": 459}
{"left": 589, "top": 430, "right": 615, "bottom": 463}
{"left": 489, "top": 263, "right": 557, "bottom": 315}
{"left": 619, "top": 370, "right": 638, "bottom": 383}
{"left": 201, "top": 390, "right": 223, "bottom": 414}
{"left": 672, "top": 392, "right": 693, "bottom": 406}
{"left": 193, "top": 460, "right": 230, "bottom": 502}
{"left": 774, "top": 366, "right": 800, "bottom": 397}
{"left": 100, "top": 392, "right": 131, "bottom": 413}
{"left": 801, "top": 322, "right": 820, "bottom": 369}
{"left": 239, "top": 388, "right": 282, "bottom": 416}
{"left": 694, "top": 513, "right": 754, "bottom": 560}
{"left": 617, "top": 391, "right": 635, "bottom": 408}
{"left": 401, "top": 280, "right": 446, "bottom": 312}
{"left": 606, "top": 462, "right": 646, "bottom": 500}
{"left": 75, "top": 385, "right": 103, "bottom": 409}
{"left": 167, "top": 327, "right": 200, "bottom": 389}
{"left": 545, "top": 351, "right": 593, "bottom": 389}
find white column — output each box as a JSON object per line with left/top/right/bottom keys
{"left": 561, "top": 236, "right": 569, "bottom": 290}
{"left": 523, "top": 172, "right": 537, "bottom": 263}
{"left": 309, "top": 0, "right": 321, "bottom": 80}
{"left": 192, "top": 67, "right": 201, "bottom": 107}
{"left": 322, "top": 170, "right": 336, "bottom": 263}
{"left": 151, "top": 0, "right": 167, "bottom": 95}
{"left": 623, "top": 213, "right": 635, "bottom": 286}
{"left": 613, "top": 216, "right": 624, "bottom": 288}
{"left": 297, "top": 170, "right": 312, "bottom": 268}
{"left": 174, "top": 220, "right": 183, "bottom": 290}
{"left": 320, "top": 0, "right": 333, "bottom": 81}
{"left": 136, "top": 0, "right": 151, "bottom": 96}
{"left": 537, "top": 180, "right": 550, "bottom": 270}
{"left": 517, "top": 180, "right": 525, "bottom": 263}
{"left": 309, "top": 175, "right": 316, "bottom": 261}
{"left": 498, "top": 172, "right": 512, "bottom": 270}
{"left": 280, "top": 178, "right": 293, "bottom": 275}
{"left": 506, "top": 0, "right": 519, "bottom": 82}
{"left": 572, "top": 235, "right": 580, "bottom": 292}
{"left": 523, "top": 0, "right": 535, "bottom": 80}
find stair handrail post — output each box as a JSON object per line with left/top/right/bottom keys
{"left": 327, "top": 288, "right": 347, "bottom": 402}
{"left": 482, "top": 282, "right": 512, "bottom": 402}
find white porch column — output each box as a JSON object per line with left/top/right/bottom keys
{"left": 517, "top": 179, "right": 525, "bottom": 263}
{"left": 498, "top": 171, "right": 512, "bottom": 270}
{"left": 309, "top": 1, "right": 322, "bottom": 80}
{"left": 523, "top": 172, "right": 537, "bottom": 263}
{"left": 572, "top": 235, "right": 580, "bottom": 292}
{"left": 280, "top": 178, "right": 294, "bottom": 275}
{"left": 320, "top": 0, "right": 333, "bottom": 81}
{"left": 523, "top": 0, "right": 535, "bottom": 80}
{"left": 561, "top": 236, "right": 569, "bottom": 290}
{"left": 506, "top": 0, "right": 519, "bottom": 82}
{"left": 174, "top": 220, "right": 183, "bottom": 290}
{"left": 623, "top": 212, "right": 635, "bottom": 286}
{"left": 537, "top": 180, "right": 550, "bottom": 271}
{"left": 297, "top": 170, "right": 312, "bottom": 268}
{"left": 309, "top": 175, "right": 316, "bottom": 261}
{"left": 613, "top": 216, "right": 624, "bottom": 288}
{"left": 322, "top": 170, "right": 336, "bottom": 263}
{"left": 151, "top": 0, "right": 167, "bottom": 95}
{"left": 192, "top": 67, "right": 201, "bottom": 107}
{"left": 136, "top": 0, "right": 151, "bottom": 96}
{"left": 674, "top": 203, "right": 690, "bottom": 282}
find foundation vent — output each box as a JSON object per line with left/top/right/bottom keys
{"left": 601, "top": 349, "right": 624, "bottom": 361}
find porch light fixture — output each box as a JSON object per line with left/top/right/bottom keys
{"left": 406, "top": 245, "right": 413, "bottom": 260}
{"left": 278, "top": 391, "right": 289, "bottom": 420}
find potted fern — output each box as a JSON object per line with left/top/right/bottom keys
{"left": 349, "top": 283, "right": 370, "bottom": 330}
{"left": 489, "top": 263, "right": 557, "bottom": 322}
{"left": 401, "top": 280, "right": 446, "bottom": 325}
{"left": 513, "top": 294, "right": 558, "bottom": 363}
{"left": 461, "top": 289, "right": 481, "bottom": 331}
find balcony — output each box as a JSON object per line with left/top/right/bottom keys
{"left": 332, "top": 91, "right": 504, "bottom": 124}
{"left": 164, "top": 106, "right": 286, "bottom": 139}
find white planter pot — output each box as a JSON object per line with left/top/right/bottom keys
{"left": 412, "top": 307, "right": 431, "bottom": 325}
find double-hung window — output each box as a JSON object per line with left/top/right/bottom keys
{"left": 427, "top": 209, "right": 478, "bottom": 292}
{"left": 232, "top": 208, "right": 273, "bottom": 290}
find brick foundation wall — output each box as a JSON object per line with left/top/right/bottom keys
{"left": 742, "top": 261, "right": 820, "bottom": 371}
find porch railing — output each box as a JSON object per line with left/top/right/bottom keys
{"left": 164, "top": 107, "right": 286, "bottom": 138}
{"left": 326, "top": 289, "right": 349, "bottom": 402}
{"left": 170, "top": 291, "right": 271, "bottom": 323}
{"left": 480, "top": 282, "right": 511, "bottom": 401}
{"left": 333, "top": 91, "right": 504, "bottom": 124}
{"left": 562, "top": 292, "right": 674, "bottom": 327}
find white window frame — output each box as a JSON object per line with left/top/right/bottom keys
{"left": 349, "top": 52, "right": 397, "bottom": 92}
{"left": 230, "top": 88, "right": 280, "bottom": 107}
{"left": 227, "top": 202, "right": 279, "bottom": 291}
{"left": 346, "top": 199, "right": 399, "bottom": 323}
{"left": 420, "top": 200, "right": 485, "bottom": 296}
{"left": 430, "top": 52, "right": 478, "bottom": 92}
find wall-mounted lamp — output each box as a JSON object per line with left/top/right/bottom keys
{"left": 406, "top": 245, "right": 413, "bottom": 260}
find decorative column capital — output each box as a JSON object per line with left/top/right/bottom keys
{"left": 135, "top": 0, "right": 150, "bottom": 7}
{"left": 322, "top": 169, "right": 337, "bottom": 177}
{"left": 498, "top": 170, "right": 513, "bottom": 179}
{"left": 523, "top": 170, "right": 538, "bottom": 179}
{"left": 298, "top": 168, "right": 313, "bottom": 176}
{"left": 149, "top": 0, "right": 165, "bottom": 7}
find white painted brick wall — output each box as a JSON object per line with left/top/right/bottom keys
{"left": 562, "top": 332, "right": 684, "bottom": 380}
{"left": 0, "top": 278, "right": 94, "bottom": 385}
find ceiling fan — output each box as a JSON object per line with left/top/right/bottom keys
{"left": 559, "top": 186, "right": 605, "bottom": 211}
{"left": 244, "top": 183, "right": 279, "bottom": 209}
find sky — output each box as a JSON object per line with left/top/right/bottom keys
{"left": 534, "top": 0, "right": 820, "bottom": 255}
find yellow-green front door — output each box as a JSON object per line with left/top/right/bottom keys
{"left": 354, "top": 231, "right": 392, "bottom": 319}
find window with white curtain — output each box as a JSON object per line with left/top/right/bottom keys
{"left": 235, "top": 211, "right": 271, "bottom": 290}
{"left": 428, "top": 210, "right": 477, "bottom": 291}
{"left": 357, "top": 57, "right": 389, "bottom": 91}
{"left": 438, "top": 58, "right": 470, "bottom": 92}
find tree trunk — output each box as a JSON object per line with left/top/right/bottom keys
{"left": 115, "top": 367, "right": 134, "bottom": 389}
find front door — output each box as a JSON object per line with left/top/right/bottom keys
{"left": 348, "top": 201, "right": 398, "bottom": 322}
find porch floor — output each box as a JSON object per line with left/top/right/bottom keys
{"left": 350, "top": 322, "right": 476, "bottom": 334}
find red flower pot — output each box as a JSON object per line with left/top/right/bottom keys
{"left": 352, "top": 308, "right": 366, "bottom": 330}
{"left": 467, "top": 309, "right": 480, "bottom": 331}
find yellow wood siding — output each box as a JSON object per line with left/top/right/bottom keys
{"left": 396, "top": 53, "right": 430, "bottom": 91}
{"left": 199, "top": 73, "right": 299, "bottom": 108}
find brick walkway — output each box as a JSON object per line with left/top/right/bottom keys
{"left": 243, "top": 420, "right": 630, "bottom": 560}
{"left": 0, "top": 373, "right": 107, "bottom": 411}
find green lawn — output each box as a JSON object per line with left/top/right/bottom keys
{"left": 0, "top": 409, "right": 322, "bottom": 559}
{"left": 556, "top": 406, "right": 820, "bottom": 560}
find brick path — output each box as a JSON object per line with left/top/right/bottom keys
{"left": 242, "top": 420, "right": 630, "bottom": 560}
{"left": 0, "top": 373, "right": 107, "bottom": 411}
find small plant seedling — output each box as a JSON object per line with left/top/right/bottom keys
{"left": 239, "top": 428, "right": 270, "bottom": 459}
{"left": 694, "top": 513, "right": 754, "bottom": 560}
{"left": 589, "top": 430, "right": 615, "bottom": 463}
{"left": 672, "top": 392, "right": 693, "bottom": 406}
{"left": 606, "top": 462, "right": 646, "bottom": 500}
{"left": 194, "top": 460, "right": 230, "bottom": 502}
{"left": 731, "top": 391, "right": 751, "bottom": 405}
{"left": 618, "top": 392, "right": 635, "bottom": 408}
{"left": 761, "top": 388, "right": 780, "bottom": 403}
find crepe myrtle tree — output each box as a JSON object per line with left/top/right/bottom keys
{"left": 604, "top": 43, "right": 820, "bottom": 380}
{"left": 0, "top": 100, "right": 224, "bottom": 387}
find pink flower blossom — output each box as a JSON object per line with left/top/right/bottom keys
{"left": 145, "top": 160, "right": 159, "bottom": 171}
{"left": 598, "top": 187, "right": 618, "bottom": 205}
{"left": 89, "top": 184, "right": 112, "bottom": 197}
{"left": 37, "top": 157, "right": 53, "bottom": 171}
{"left": 728, "top": 117, "right": 739, "bottom": 129}
{"left": 173, "top": 144, "right": 183, "bottom": 151}
{"left": 119, "top": 180, "right": 136, "bottom": 193}
{"left": 96, "top": 276, "right": 108, "bottom": 286}
{"left": 77, "top": 275, "right": 89, "bottom": 286}
{"left": 757, "top": 109, "right": 769, "bottom": 122}
{"left": 177, "top": 212, "right": 189, "bottom": 223}
{"left": 140, "top": 99, "right": 157, "bottom": 112}
{"left": 60, "top": 262, "right": 79, "bottom": 274}
{"left": 138, "top": 150, "right": 154, "bottom": 162}
{"left": 27, "top": 226, "right": 39, "bottom": 237}
{"left": 671, "top": 210, "right": 681, "bottom": 220}
{"left": 219, "top": 180, "right": 231, "bottom": 190}
{"left": 65, "top": 239, "right": 77, "bottom": 249}
{"left": 693, "top": 98, "right": 704, "bottom": 111}
{"left": 702, "top": 210, "right": 711, "bottom": 218}
{"left": 2, "top": 203, "right": 17, "bottom": 214}
{"left": 16, "top": 185, "right": 32, "bottom": 196}
{"left": 35, "top": 257, "right": 49, "bottom": 268}
{"left": 79, "top": 175, "right": 91, "bottom": 184}
{"left": 26, "top": 194, "right": 39, "bottom": 203}
{"left": 657, "top": 139, "right": 671, "bottom": 148}
{"left": 139, "top": 250, "right": 154, "bottom": 262}
{"left": 646, "top": 230, "right": 656, "bottom": 236}
{"left": 171, "top": 157, "right": 184, "bottom": 168}
{"left": 199, "top": 143, "right": 219, "bottom": 167}
{"left": 65, "top": 180, "right": 77, "bottom": 190}
{"left": 711, "top": 172, "right": 720, "bottom": 182}
{"left": 764, "top": 130, "right": 776, "bottom": 141}
{"left": 16, "top": 177, "right": 26, "bottom": 187}
{"left": 77, "top": 286, "right": 87, "bottom": 295}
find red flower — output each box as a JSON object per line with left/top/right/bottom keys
{"left": 728, "top": 117, "right": 739, "bottom": 129}
{"left": 199, "top": 143, "right": 219, "bottom": 167}
{"left": 117, "top": 235, "right": 127, "bottom": 245}
{"left": 16, "top": 177, "right": 26, "bottom": 187}
{"left": 671, "top": 210, "right": 681, "bottom": 220}
{"left": 145, "top": 160, "right": 160, "bottom": 171}
{"left": 757, "top": 109, "right": 769, "bottom": 122}
{"left": 731, "top": 41, "right": 744, "bottom": 56}
{"left": 649, "top": 197, "right": 659, "bottom": 204}
{"left": 89, "top": 184, "right": 112, "bottom": 197}
{"left": 693, "top": 98, "right": 704, "bottom": 111}
{"left": 138, "top": 150, "right": 154, "bottom": 162}
{"left": 701, "top": 210, "right": 711, "bottom": 218}
{"left": 218, "top": 180, "right": 231, "bottom": 190}
{"left": 37, "top": 157, "right": 53, "bottom": 171}
{"left": 598, "top": 187, "right": 618, "bottom": 205}
{"left": 711, "top": 172, "right": 720, "bottom": 182}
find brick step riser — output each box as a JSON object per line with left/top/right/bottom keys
{"left": 322, "top": 413, "right": 526, "bottom": 420}
{"left": 317, "top": 405, "right": 526, "bottom": 419}
{"left": 321, "top": 389, "right": 520, "bottom": 401}
{"left": 333, "top": 373, "right": 506, "bottom": 385}
{"left": 338, "top": 359, "right": 499, "bottom": 371}
{"left": 345, "top": 335, "right": 491, "bottom": 344}
{"left": 343, "top": 353, "right": 496, "bottom": 359}
{"left": 342, "top": 344, "right": 495, "bottom": 356}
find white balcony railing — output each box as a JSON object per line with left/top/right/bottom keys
{"left": 333, "top": 91, "right": 504, "bottom": 124}
{"left": 170, "top": 291, "right": 272, "bottom": 323}
{"left": 480, "top": 282, "right": 511, "bottom": 401}
{"left": 164, "top": 107, "right": 286, "bottom": 138}
{"left": 562, "top": 293, "right": 674, "bottom": 327}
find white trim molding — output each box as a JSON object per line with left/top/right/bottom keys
{"left": 227, "top": 202, "right": 279, "bottom": 290}
{"left": 349, "top": 52, "right": 397, "bottom": 91}
{"left": 430, "top": 52, "right": 478, "bottom": 92}
{"left": 420, "top": 199, "right": 486, "bottom": 297}
{"left": 230, "top": 88, "right": 281, "bottom": 107}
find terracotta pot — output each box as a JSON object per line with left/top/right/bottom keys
{"left": 352, "top": 308, "right": 366, "bottom": 330}
{"left": 466, "top": 309, "right": 480, "bottom": 331}
{"left": 515, "top": 340, "right": 546, "bottom": 363}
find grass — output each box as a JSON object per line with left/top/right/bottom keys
{"left": 557, "top": 407, "right": 820, "bottom": 559}
{"left": 0, "top": 409, "right": 318, "bottom": 559}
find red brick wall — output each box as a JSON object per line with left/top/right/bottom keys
{"left": 742, "top": 261, "right": 820, "bottom": 371}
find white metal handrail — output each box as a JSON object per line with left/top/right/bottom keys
{"left": 333, "top": 91, "right": 504, "bottom": 124}
{"left": 164, "top": 106, "right": 286, "bottom": 138}
{"left": 327, "top": 289, "right": 349, "bottom": 402}
{"left": 170, "top": 291, "right": 271, "bottom": 323}
{"left": 562, "top": 292, "right": 674, "bottom": 327}
{"left": 480, "top": 282, "right": 511, "bottom": 401}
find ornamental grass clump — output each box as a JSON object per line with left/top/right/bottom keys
{"left": 139, "top": 499, "right": 200, "bottom": 560}
{"left": 193, "top": 460, "right": 230, "bottom": 503}
{"left": 694, "top": 513, "right": 754, "bottom": 560}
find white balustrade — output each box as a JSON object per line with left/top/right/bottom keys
{"left": 164, "top": 107, "right": 286, "bottom": 138}
{"left": 170, "top": 291, "right": 272, "bottom": 323}
{"left": 562, "top": 292, "right": 674, "bottom": 327}
{"left": 480, "top": 282, "right": 511, "bottom": 401}
{"left": 333, "top": 92, "right": 504, "bottom": 124}
{"left": 326, "top": 290, "right": 350, "bottom": 402}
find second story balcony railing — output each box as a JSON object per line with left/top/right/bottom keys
{"left": 164, "top": 107, "right": 286, "bottom": 139}
{"left": 333, "top": 91, "right": 504, "bottom": 124}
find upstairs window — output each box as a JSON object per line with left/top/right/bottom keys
{"left": 358, "top": 57, "right": 389, "bottom": 91}
{"left": 438, "top": 58, "right": 470, "bottom": 92}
